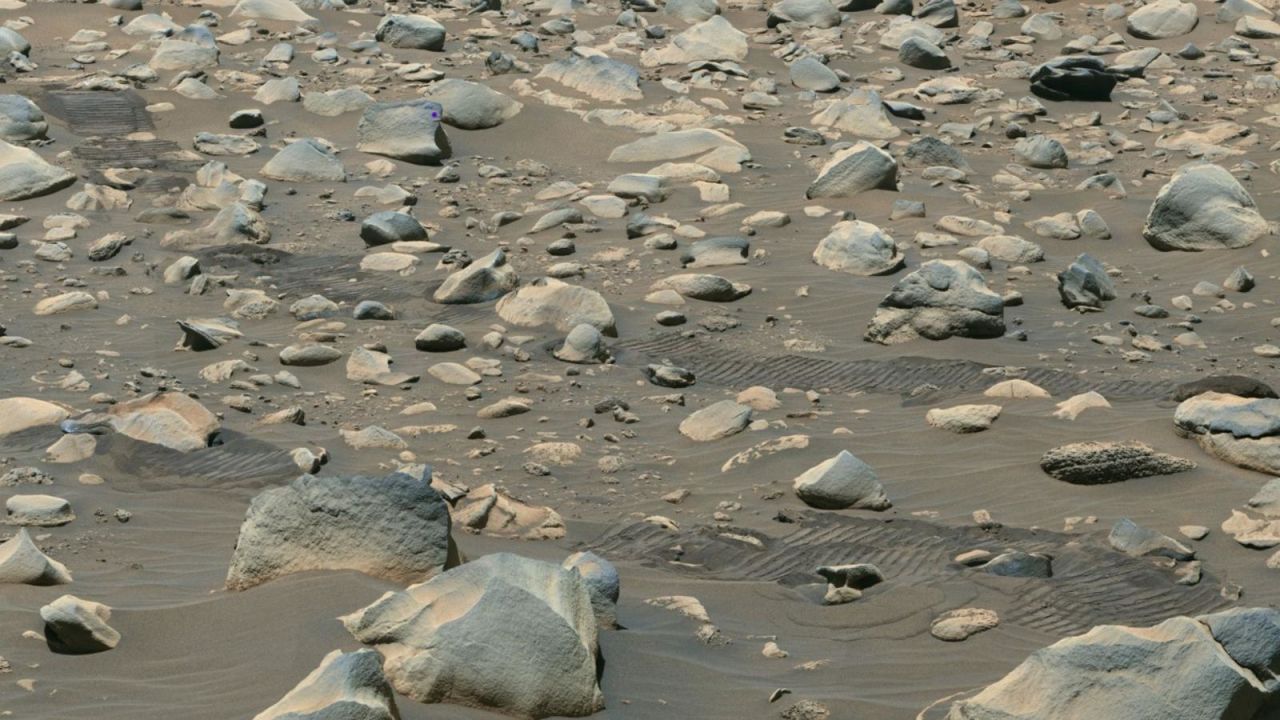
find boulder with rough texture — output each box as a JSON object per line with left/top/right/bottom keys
{"left": 562, "top": 551, "right": 620, "bottom": 628}
{"left": 865, "top": 260, "right": 1005, "bottom": 344}
{"left": 768, "top": 0, "right": 840, "bottom": 27}
{"left": 1174, "top": 392, "right": 1280, "bottom": 474}
{"left": 0, "top": 140, "right": 76, "bottom": 201}
{"left": 539, "top": 54, "right": 644, "bottom": 103}
{"left": 231, "top": 0, "right": 315, "bottom": 22}
{"left": 1143, "top": 163, "right": 1268, "bottom": 251}
{"left": 433, "top": 250, "right": 519, "bottom": 304}
{"left": 424, "top": 79, "right": 523, "bottom": 130}
{"left": 40, "top": 595, "right": 119, "bottom": 654}
{"left": 260, "top": 138, "right": 345, "bottom": 182}
{"left": 357, "top": 101, "right": 451, "bottom": 165}
{"left": 926, "top": 404, "right": 1001, "bottom": 433}
{"left": 679, "top": 400, "right": 752, "bottom": 442}
{"left": 1058, "top": 253, "right": 1116, "bottom": 309}
{"left": 1127, "top": 0, "right": 1198, "bottom": 39}
{"left": 342, "top": 553, "right": 605, "bottom": 719}
{"left": 812, "top": 90, "right": 900, "bottom": 140}
{"left": 376, "top": 14, "right": 446, "bottom": 50}
{"left": 361, "top": 210, "right": 426, "bottom": 247}
{"left": 650, "top": 273, "right": 751, "bottom": 302}
{"left": 0, "top": 95, "right": 48, "bottom": 141}
{"left": 813, "top": 221, "right": 904, "bottom": 275}
{"left": 931, "top": 608, "right": 999, "bottom": 641}
{"left": 496, "top": 278, "right": 616, "bottom": 335}
{"left": 452, "top": 484, "right": 566, "bottom": 540}
{"left": 226, "top": 466, "right": 452, "bottom": 590}
{"left": 608, "top": 128, "right": 748, "bottom": 164}
{"left": 1041, "top": 441, "right": 1195, "bottom": 485}
{"left": 7, "top": 494, "right": 75, "bottom": 527}
{"left": 640, "top": 15, "right": 748, "bottom": 66}
{"left": 946, "top": 608, "right": 1280, "bottom": 719}
{"left": 806, "top": 142, "right": 899, "bottom": 198}
{"left": 793, "top": 450, "right": 890, "bottom": 510}
{"left": 62, "top": 392, "right": 219, "bottom": 452}
{"left": 254, "top": 649, "right": 398, "bottom": 720}
{"left": 0, "top": 529, "right": 72, "bottom": 585}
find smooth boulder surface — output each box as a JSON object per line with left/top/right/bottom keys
{"left": 0, "top": 95, "right": 48, "bottom": 141}
{"left": 865, "top": 260, "right": 1006, "bottom": 344}
{"left": 424, "top": 79, "right": 523, "bottom": 130}
{"left": 793, "top": 450, "right": 890, "bottom": 510}
{"left": 1057, "top": 253, "right": 1116, "bottom": 309}
{"left": 254, "top": 649, "right": 398, "bottom": 720}
{"left": 1174, "top": 392, "right": 1280, "bottom": 473}
{"left": 225, "top": 466, "right": 453, "bottom": 590}
{"left": 679, "top": 400, "right": 752, "bottom": 442}
{"left": 434, "top": 249, "right": 520, "bottom": 304}
{"left": 1142, "top": 163, "right": 1268, "bottom": 251}
{"left": 496, "top": 278, "right": 616, "bottom": 335}
{"left": 1127, "top": 0, "right": 1198, "bottom": 39}
{"left": 376, "top": 14, "right": 446, "bottom": 50}
{"left": 0, "top": 140, "right": 76, "bottom": 201}
{"left": 0, "top": 529, "right": 72, "bottom": 585}
{"left": 806, "top": 142, "right": 899, "bottom": 198}
{"left": 342, "top": 553, "right": 605, "bottom": 719}
{"left": 357, "top": 101, "right": 452, "bottom": 165}
{"left": 813, "top": 220, "right": 905, "bottom": 276}
{"left": 260, "top": 138, "right": 345, "bottom": 182}
{"left": 0, "top": 397, "right": 70, "bottom": 437}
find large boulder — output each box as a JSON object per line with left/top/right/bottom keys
{"left": 1142, "top": 163, "right": 1268, "bottom": 251}
{"left": 1174, "top": 392, "right": 1280, "bottom": 474}
{"left": 811, "top": 89, "right": 900, "bottom": 141}
{"left": 640, "top": 15, "right": 748, "bottom": 66}
{"left": 433, "top": 249, "right": 519, "bottom": 304}
{"left": 260, "top": 138, "right": 345, "bottom": 182}
{"left": 0, "top": 95, "right": 48, "bottom": 141}
{"left": 865, "top": 260, "right": 1005, "bottom": 344}
{"left": 767, "top": 0, "right": 840, "bottom": 28}
{"left": 254, "top": 649, "right": 398, "bottom": 720}
{"left": 496, "top": 278, "right": 616, "bottom": 335}
{"left": 376, "top": 14, "right": 447, "bottom": 50}
{"left": 1126, "top": 0, "right": 1198, "bottom": 39}
{"left": 806, "top": 142, "right": 899, "bottom": 198}
{"left": 150, "top": 27, "right": 220, "bottom": 71}
{"left": 40, "top": 595, "right": 119, "bottom": 654}
{"left": 0, "top": 529, "right": 72, "bottom": 585}
{"left": 423, "top": 79, "right": 523, "bottom": 130}
{"left": 793, "top": 450, "right": 890, "bottom": 510}
{"left": 62, "top": 392, "right": 219, "bottom": 452}
{"left": 225, "top": 466, "right": 453, "bottom": 591}
{"left": 538, "top": 54, "right": 644, "bottom": 103}
{"left": 813, "top": 220, "right": 905, "bottom": 276}
{"left": 1040, "top": 441, "right": 1195, "bottom": 485}
{"left": 357, "top": 100, "right": 452, "bottom": 165}
{"left": 0, "top": 397, "right": 71, "bottom": 437}
{"left": 0, "top": 140, "right": 76, "bottom": 201}
{"left": 946, "top": 609, "right": 1280, "bottom": 719}
{"left": 342, "top": 553, "right": 605, "bottom": 719}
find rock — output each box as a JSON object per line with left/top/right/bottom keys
{"left": 608, "top": 128, "right": 749, "bottom": 164}
{"left": 806, "top": 142, "right": 898, "bottom": 198}
{"left": 1108, "top": 517, "right": 1194, "bottom": 560}
{"left": 260, "top": 138, "right": 345, "bottom": 182}
{"left": 428, "top": 362, "right": 482, "bottom": 386}
{"left": 946, "top": 609, "right": 1280, "bottom": 719}
{"left": 6, "top": 495, "right": 74, "bottom": 527}
{"left": 1014, "top": 135, "right": 1068, "bottom": 169}
{"left": 793, "top": 450, "right": 890, "bottom": 510}
{"left": 789, "top": 56, "right": 840, "bottom": 92}
{"left": 1127, "top": 0, "right": 1198, "bottom": 39}
{"left": 1142, "top": 163, "right": 1268, "bottom": 251}
{"left": 64, "top": 392, "right": 218, "bottom": 452}
{"left": 376, "top": 14, "right": 446, "bottom": 50}
{"left": 253, "top": 77, "right": 301, "bottom": 105}
{"left": 434, "top": 249, "right": 519, "bottom": 304}
{"left": 982, "top": 550, "right": 1051, "bottom": 578}
{"left": 304, "top": 88, "right": 374, "bottom": 117}
{"left": 33, "top": 291, "right": 97, "bottom": 316}
{"left": 931, "top": 608, "right": 999, "bottom": 641}
{"left": 811, "top": 89, "right": 899, "bottom": 141}
{"left": 279, "top": 343, "right": 343, "bottom": 367}
{"left": 816, "top": 563, "right": 883, "bottom": 604}
{"left": 357, "top": 101, "right": 451, "bottom": 165}
{"left": 477, "top": 398, "right": 532, "bottom": 419}
{"left": 347, "top": 347, "right": 418, "bottom": 386}
{"left": 0, "top": 95, "right": 47, "bottom": 141}
{"left": 1031, "top": 57, "right": 1118, "bottom": 101}
{"left": 415, "top": 324, "right": 466, "bottom": 351}
{"left": 879, "top": 16, "right": 945, "bottom": 49}
{"left": 768, "top": 0, "right": 840, "bottom": 27}
{"left": 361, "top": 211, "right": 426, "bottom": 247}
{"left": 1221, "top": 509, "right": 1280, "bottom": 549}
{"left": 496, "top": 278, "right": 616, "bottom": 335}
{"left": 651, "top": 273, "right": 751, "bottom": 302}
{"left": 1173, "top": 376, "right": 1277, "bottom": 402}
{"left": 452, "top": 484, "right": 566, "bottom": 540}
{"left": 539, "top": 54, "right": 643, "bottom": 103}
{"left": 682, "top": 236, "right": 749, "bottom": 267}
{"left": 899, "top": 36, "right": 950, "bottom": 69}
{"left": 1174, "top": 392, "right": 1280, "bottom": 473}
{"left": 0, "top": 140, "right": 76, "bottom": 201}
{"left": 555, "top": 324, "right": 609, "bottom": 363}
{"left": 1053, "top": 391, "right": 1111, "bottom": 420}
{"left": 254, "top": 649, "right": 398, "bottom": 720}
{"left": 1040, "top": 441, "right": 1195, "bottom": 485}
{"left": 290, "top": 294, "right": 339, "bottom": 320}
{"left": 865, "top": 260, "right": 1005, "bottom": 344}
{"left": 926, "top": 404, "right": 1001, "bottom": 433}
{"left": 1058, "top": 253, "right": 1116, "bottom": 309}
{"left": 679, "top": 400, "right": 752, "bottom": 442}
{"left": 424, "top": 79, "right": 523, "bottom": 130}
{"left": 231, "top": 0, "right": 315, "bottom": 22}
{"left": 342, "top": 553, "right": 604, "bottom": 719}
{"left": 40, "top": 595, "right": 119, "bottom": 654}
{"left": 978, "top": 235, "right": 1043, "bottom": 264}
{"left": 640, "top": 15, "right": 748, "bottom": 66}
{"left": 1225, "top": 266, "right": 1255, "bottom": 292}
{"left": 226, "top": 466, "right": 452, "bottom": 590}
{"left": 0, "top": 27, "right": 30, "bottom": 55}
{"left": 150, "top": 34, "right": 219, "bottom": 72}
{"left": 984, "top": 379, "right": 1050, "bottom": 399}
{"left": 0, "top": 529, "right": 72, "bottom": 585}
{"left": 0, "top": 397, "right": 71, "bottom": 437}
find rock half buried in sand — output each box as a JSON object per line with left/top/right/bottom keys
{"left": 926, "top": 404, "right": 1001, "bottom": 433}
{"left": 0, "top": 139, "right": 76, "bottom": 201}
{"left": 864, "top": 260, "right": 1005, "bottom": 344}
{"left": 342, "top": 552, "right": 605, "bottom": 719}
{"left": 0, "top": 397, "right": 71, "bottom": 438}
{"left": 375, "top": 14, "right": 446, "bottom": 50}
{"left": 554, "top": 323, "right": 609, "bottom": 364}
{"left": 1172, "top": 375, "right": 1277, "bottom": 402}
{"left": 434, "top": 248, "right": 520, "bottom": 304}
{"left": 1174, "top": 391, "right": 1280, "bottom": 474}
{"left": 63, "top": 391, "right": 219, "bottom": 452}
{"left": 225, "top": 466, "right": 453, "bottom": 591}
{"left": 1057, "top": 253, "right": 1116, "bottom": 309}
{"left": 1142, "top": 163, "right": 1268, "bottom": 252}
{"left": 254, "top": 649, "right": 398, "bottom": 720}
{"left": 794, "top": 450, "right": 890, "bottom": 511}
{"left": 1109, "top": 517, "right": 1194, "bottom": 560}
{"left": 607, "top": 128, "right": 748, "bottom": 164}
{"left": 0, "top": 528, "right": 72, "bottom": 585}
{"left": 1040, "top": 441, "right": 1195, "bottom": 485}
{"left": 650, "top": 273, "right": 751, "bottom": 302}
{"left": 811, "top": 89, "right": 899, "bottom": 141}
{"left": 40, "top": 595, "right": 119, "bottom": 654}
{"left": 496, "top": 277, "right": 616, "bottom": 335}
{"left": 679, "top": 400, "right": 752, "bottom": 442}
{"left": 945, "top": 608, "right": 1279, "bottom": 719}
{"left": 931, "top": 608, "right": 999, "bottom": 642}
{"left": 357, "top": 100, "right": 451, "bottom": 165}
{"left": 816, "top": 563, "right": 883, "bottom": 605}
{"left": 452, "top": 483, "right": 567, "bottom": 540}
{"left": 260, "top": 137, "right": 345, "bottom": 182}
{"left": 6, "top": 494, "right": 75, "bottom": 527}
{"left": 805, "top": 141, "right": 898, "bottom": 198}
{"left": 812, "top": 220, "right": 904, "bottom": 276}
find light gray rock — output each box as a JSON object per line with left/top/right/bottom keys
{"left": 279, "top": 343, "right": 343, "bottom": 367}
{"left": 342, "top": 553, "right": 604, "bottom": 719}
{"left": 0, "top": 28, "right": 30, "bottom": 56}
{"left": 261, "top": 138, "right": 345, "bottom": 182}
{"left": 63, "top": 392, "right": 219, "bottom": 452}
{"left": 1174, "top": 392, "right": 1280, "bottom": 474}
{"left": 1040, "top": 441, "right": 1195, "bottom": 485}
{"left": 793, "top": 450, "right": 890, "bottom": 510}
{"left": 679, "top": 400, "right": 752, "bottom": 442}
{"left": 926, "top": 404, "right": 1001, "bottom": 433}
{"left": 6, "top": 494, "right": 74, "bottom": 527}
{"left": 0, "top": 95, "right": 47, "bottom": 141}
{"left": 813, "top": 220, "right": 904, "bottom": 275}
{"left": 790, "top": 56, "right": 841, "bottom": 92}
{"left": 865, "top": 260, "right": 1005, "bottom": 344}
{"left": 0, "top": 529, "right": 71, "bottom": 585}
{"left": 357, "top": 101, "right": 452, "bottom": 165}
{"left": 1108, "top": 517, "right": 1194, "bottom": 560}
{"left": 1057, "top": 253, "right": 1116, "bottom": 308}
{"left": 1127, "top": 0, "right": 1198, "bottom": 39}
{"left": 376, "top": 14, "right": 446, "bottom": 50}
{"left": 0, "top": 140, "right": 76, "bottom": 201}
{"left": 434, "top": 249, "right": 520, "bottom": 304}
{"left": 640, "top": 15, "right": 749, "bottom": 66}
{"left": 424, "top": 79, "right": 523, "bottom": 130}
{"left": 539, "top": 54, "right": 644, "bottom": 102}
{"left": 226, "top": 466, "right": 452, "bottom": 591}
{"left": 651, "top": 273, "right": 751, "bottom": 302}
{"left": 231, "top": 0, "right": 315, "bottom": 22}
{"left": 1142, "top": 163, "right": 1268, "bottom": 251}
{"left": 768, "top": 0, "right": 841, "bottom": 27}
{"left": 303, "top": 88, "right": 374, "bottom": 117}
{"left": 254, "top": 649, "right": 398, "bottom": 720}
{"left": 496, "top": 278, "right": 616, "bottom": 335}
{"left": 812, "top": 89, "right": 899, "bottom": 140}
{"left": 361, "top": 211, "right": 426, "bottom": 247}
{"left": 666, "top": 0, "right": 721, "bottom": 22}
{"left": 977, "top": 235, "right": 1043, "bottom": 264}
{"left": 40, "top": 595, "right": 119, "bottom": 654}
{"left": 555, "top": 324, "right": 609, "bottom": 364}
{"left": 415, "top": 324, "right": 466, "bottom": 352}
{"left": 899, "top": 36, "right": 950, "bottom": 69}
{"left": 608, "top": 128, "right": 749, "bottom": 163}
{"left": 1014, "top": 134, "right": 1068, "bottom": 169}
{"left": 806, "top": 141, "right": 898, "bottom": 198}
{"left": 562, "top": 551, "right": 620, "bottom": 628}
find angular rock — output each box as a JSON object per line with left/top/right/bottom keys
{"left": 679, "top": 400, "right": 752, "bottom": 442}
{"left": 806, "top": 142, "right": 898, "bottom": 198}
{"left": 357, "top": 101, "right": 451, "bottom": 165}
{"left": 1142, "top": 163, "right": 1268, "bottom": 252}
{"left": 434, "top": 249, "right": 520, "bottom": 304}
{"left": 0, "top": 529, "right": 71, "bottom": 585}
{"left": 865, "top": 260, "right": 1005, "bottom": 344}
{"left": 40, "top": 595, "right": 119, "bottom": 654}
{"left": 793, "top": 450, "right": 890, "bottom": 510}
{"left": 424, "top": 79, "right": 523, "bottom": 130}
{"left": 926, "top": 404, "right": 1001, "bottom": 433}
{"left": 254, "top": 649, "right": 398, "bottom": 720}
{"left": 496, "top": 278, "right": 616, "bottom": 335}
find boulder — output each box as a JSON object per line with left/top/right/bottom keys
{"left": 899, "top": 36, "right": 950, "bottom": 69}
{"left": 452, "top": 484, "right": 566, "bottom": 540}
{"left": 1127, "top": 0, "right": 1198, "bottom": 39}
{"left": 342, "top": 553, "right": 604, "bottom": 719}
{"left": 0, "top": 529, "right": 72, "bottom": 585}
{"left": 608, "top": 128, "right": 749, "bottom": 164}
{"left": 434, "top": 249, "right": 520, "bottom": 304}
{"left": 1174, "top": 392, "right": 1280, "bottom": 474}
{"left": 793, "top": 450, "right": 890, "bottom": 510}
{"left": 254, "top": 649, "right": 398, "bottom": 720}
{"left": 40, "top": 595, "right": 119, "bottom": 654}
{"left": 812, "top": 89, "right": 899, "bottom": 140}
{"left": 303, "top": 88, "right": 374, "bottom": 117}
{"left": 767, "top": 0, "right": 841, "bottom": 28}
{"left": 0, "top": 140, "right": 76, "bottom": 201}
{"left": 415, "top": 324, "right": 466, "bottom": 351}
{"left": 423, "top": 79, "right": 523, "bottom": 130}
{"left": 947, "top": 609, "right": 1280, "bottom": 719}
{"left": 361, "top": 211, "right": 427, "bottom": 247}
{"left": 539, "top": 54, "right": 644, "bottom": 103}
{"left": 865, "top": 260, "right": 1005, "bottom": 344}
{"left": 650, "top": 273, "right": 751, "bottom": 302}
{"left": 812, "top": 220, "right": 904, "bottom": 275}
{"left": 555, "top": 324, "right": 609, "bottom": 364}
{"left": 7, "top": 494, "right": 75, "bottom": 527}
{"left": 1142, "top": 163, "right": 1268, "bottom": 251}
{"left": 376, "top": 14, "right": 446, "bottom": 50}
{"left": 679, "top": 400, "right": 752, "bottom": 442}
{"left": 0, "top": 95, "right": 47, "bottom": 141}
{"left": 357, "top": 101, "right": 452, "bottom": 165}
{"left": 225, "top": 466, "right": 453, "bottom": 591}
{"left": 34, "top": 291, "right": 97, "bottom": 316}
{"left": 1014, "top": 135, "right": 1068, "bottom": 169}
{"left": 978, "top": 235, "right": 1043, "bottom": 264}
{"left": 562, "top": 551, "right": 620, "bottom": 628}
{"left": 1109, "top": 517, "right": 1194, "bottom": 560}
{"left": 1040, "top": 441, "right": 1195, "bottom": 485}
{"left": 347, "top": 347, "right": 418, "bottom": 386}
{"left": 640, "top": 15, "right": 748, "bottom": 66}
{"left": 790, "top": 56, "right": 841, "bottom": 92}
{"left": 150, "top": 36, "right": 219, "bottom": 71}
{"left": 931, "top": 608, "right": 999, "bottom": 642}
{"left": 63, "top": 392, "right": 218, "bottom": 452}
{"left": 1031, "top": 60, "right": 1117, "bottom": 102}
{"left": 1057, "top": 253, "right": 1116, "bottom": 309}
{"left": 806, "top": 142, "right": 898, "bottom": 198}
{"left": 926, "top": 404, "right": 1001, "bottom": 433}
{"left": 231, "top": 0, "right": 315, "bottom": 22}
{"left": 260, "top": 138, "right": 345, "bottom": 182}
{"left": 0, "top": 397, "right": 71, "bottom": 437}
{"left": 496, "top": 278, "right": 616, "bottom": 335}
